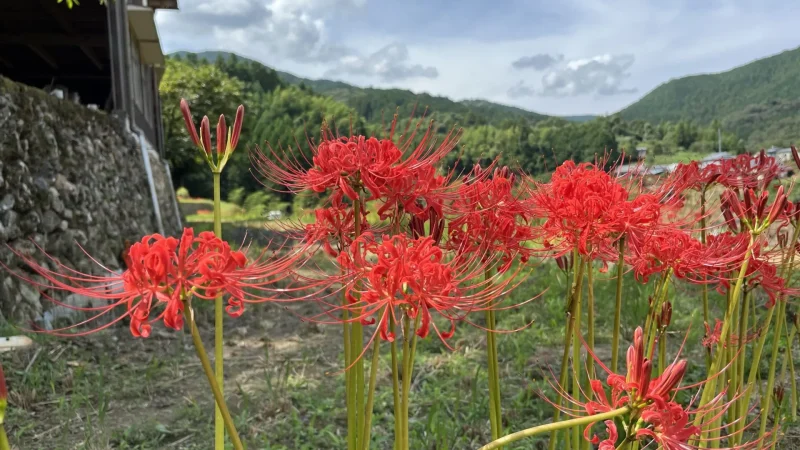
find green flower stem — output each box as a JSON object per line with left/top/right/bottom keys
{"left": 361, "top": 334, "right": 382, "bottom": 450}
{"left": 342, "top": 272, "right": 355, "bottom": 450}
{"left": 484, "top": 267, "right": 503, "bottom": 445}
{"left": 587, "top": 260, "right": 596, "bottom": 381}
{"left": 184, "top": 306, "right": 244, "bottom": 450}
{"left": 399, "top": 314, "right": 421, "bottom": 450}
{"left": 0, "top": 425, "right": 9, "bottom": 450}
{"left": 548, "top": 252, "right": 585, "bottom": 450}
{"left": 390, "top": 319, "right": 401, "bottom": 450}
{"left": 479, "top": 407, "right": 631, "bottom": 450}
{"left": 571, "top": 259, "right": 583, "bottom": 450}
{"left": 789, "top": 325, "right": 798, "bottom": 422}
{"left": 611, "top": 238, "right": 625, "bottom": 373}
{"left": 767, "top": 323, "right": 795, "bottom": 450}
{"left": 645, "top": 271, "right": 671, "bottom": 360}
{"left": 759, "top": 300, "right": 788, "bottom": 440}
{"left": 699, "top": 188, "right": 711, "bottom": 371}
{"left": 738, "top": 222, "right": 800, "bottom": 441}
{"left": 351, "top": 197, "right": 365, "bottom": 450}
{"left": 697, "top": 234, "right": 755, "bottom": 442}
{"left": 658, "top": 328, "right": 666, "bottom": 376}
{"left": 731, "top": 288, "right": 752, "bottom": 443}
{"left": 485, "top": 308, "right": 500, "bottom": 442}
{"left": 212, "top": 171, "right": 225, "bottom": 450}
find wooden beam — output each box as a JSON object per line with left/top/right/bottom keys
{"left": 27, "top": 44, "right": 59, "bottom": 69}
{"left": 4, "top": 73, "right": 111, "bottom": 80}
{"left": 0, "top": 34, "right": 107, "bottom": 47}
{"left": 80, "top": 45, "right": 103, "bottom": 70}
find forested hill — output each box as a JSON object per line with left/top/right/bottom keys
{"left": 619, "top": 46, "right": 800, "bottom": 147}
{"left": 162, "top": 50, "right": 786, "bottom": 207}
{"left": 172, "top": 50, "right": 553, "bottom": 126}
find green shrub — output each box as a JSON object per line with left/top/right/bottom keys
{"left": 176, "top": 186, "right": 190, "bottom": 198}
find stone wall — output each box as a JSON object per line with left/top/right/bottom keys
{"left": 0, "top": 76, "right": 181, "bottom": 322}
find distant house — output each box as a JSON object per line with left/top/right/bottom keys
{"left": 635, "top": 146, "right": 648, "bottom": 160}
{"left": 766, "top": 146, "right": 794, "bottom": 164}
{"left": 0, "top": 0, "right": 178, "bottom": 158}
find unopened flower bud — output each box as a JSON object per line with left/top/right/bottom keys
{"left": 744, "top": 189, "right": 756, "bottom": 217}
{"left": 792, "top": 145, "right": 800, "bottom": 170}
{"left": 774, "top": 385, "right": 785, "bottom": 405}
{"left": 216, "top": 114, "right": 227, "bottom": 155}
{"left": 230, "top": 105, "right": 244, "bottom": 151}
{"left": 659, "top": 301, "right": 672, "bottom": 328}
{"left": 410, "top": 215, "right": 424, "bottom": 240}
{"left": 766, "top": 186, "right": 787, "bottom": 226}
{"left": 756, "top": 192, "right": 768, "bottom": 219}
{"left": 431, "top": 213, "right": 445, "bottom": 246}
{"left": 723, "top": 190, "right": 745, "bottom": 221}
{"left": 180, "top": 99, "right": 200, "bottom": 147}
{"left": 200, "top": 116, "right": 212, "bottom": 155}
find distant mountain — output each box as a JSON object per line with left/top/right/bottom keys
{"left": 171, "top": 50, "right": 554, "bottom": 126}
{"left": 562, "top": 115, "right": 597, "bottom": 123}
{"left": 619, "top": 46, "right": 800, "bottom": 144}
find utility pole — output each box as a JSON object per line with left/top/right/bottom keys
{"left": 718, "top": 127, "right": 722, "bottom": 153}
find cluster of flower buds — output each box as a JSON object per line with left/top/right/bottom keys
{"left": 720, "top": 185, "right": 786, "bottom": 234}
{"left": 409, "top": 207, "right": 445, "bottom": 245}
{"left": 180, "top": 98, "right": 245, "bottom": 172}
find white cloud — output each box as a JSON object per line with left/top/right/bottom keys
{"left": 156, "top": 0, "right": 436, "bottom": 81}
{"left": 156, "top": 0, "right": 800, "bottom": 115}
{"left": 324, "top": 43, "right": 438, "bottom": 81}
{"left": 539, "top": 54, "right": 636, "bottom": 97}
{"left": 511, "top": 53, "right": 564, "bottom": 70}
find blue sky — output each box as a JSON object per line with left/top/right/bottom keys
{"left": 155, "top": 0, "right": 798, "bottom": 116}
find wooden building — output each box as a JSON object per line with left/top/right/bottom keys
{"left": 0, "top": 0, "right": 178, "bottom": 158}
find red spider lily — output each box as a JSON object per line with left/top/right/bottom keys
{"left": 627, "top": 229, "right": 750, "bottom": 284}
{"left": 299, "top": 205, "right": 370, "bottom": 257}
{"left": 449, "top": 165, "right": 537, "bottom": 271}
{"left": 703, "top": 151, "right": 782, "bottom": 191}
{"left": 701, "top": 319, "right": 759, "bottom": 349}
{"left": 587, "top": 420, "right": 618, "bottom": 450}
{"left": 4, "top": 228, "right": 303, "bottom": 337}
{"left": 636, "top": 402, "right": 701, "bottom": 450}
{"left": 252, "top": 116, "right": 461, "bottom": 203}
{"left": 376, "top": 162, "right": 451, "bottom": 221}
{"left": 333, "top": 233, "right": 522, "bottom": 350}
{"left": 546, "top": 327, "right": 758, "bottom": 449}
{"left": 547, "top": 327, "right": 688, "bottom": 417}
{"left": 710, "top": 240, "right": 793, "bottom": 308}
{"left": 530, "top": 161, "right": 656, "bottom": 259}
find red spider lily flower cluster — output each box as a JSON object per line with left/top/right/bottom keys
{"left": 553, "top": 328, "right": 749, "bottom": 450}
{"left": 252, "top": 116, "right": 460, "bottom": 207}
{"left": 627, "top": 229, "right": 751, "bottom": 283}
{"left": 530, "top": 161, "right": 660, "bottom": 260}
{"left": 335, "top": 233, "right": 520, "bottom": 347}
{"left": 301, "top": 205, "right": 370, "bottom": 257}
{"left": 448, "top": 165, "right": 536, "bottom": 271}
{"left": 667, "top": 151, "right": 783, "bottom": 195}
{"left": 6, "top": 228, "right": 303, "bottom": 337}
